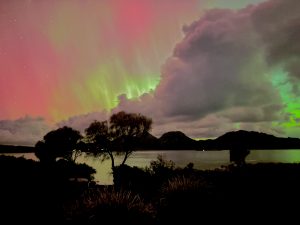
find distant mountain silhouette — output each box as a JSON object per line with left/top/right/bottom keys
{"left": 134, "top": 132, "right": 160, "bottom": 150}
{"left": 135, "top": 130, "right": 300, "bottom": 150}
{"left": 133, "top": 131, "right": 197, "bottom": 150}
{"left": 0, "top": 144, "right": 34, "bottom": 153}
{"left": 158, "top": 131, "right": 197, "bottom": 150}
{"left": 1, "top": 130, "right": 300, "bottom": 153}
{"left": 119, "top": 131, "right": 198, "bottom": 150}
{"left": 198, "top": 130, "right": 300, "bottom": 150}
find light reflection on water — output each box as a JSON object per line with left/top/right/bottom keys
{"left": 2, "top": 150, "right": 300, "bottom": 184}
{"left": 78, "top": 150, "right": 230, "bottom": 184}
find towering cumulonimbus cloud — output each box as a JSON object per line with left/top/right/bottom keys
{"left": 156, "top": 7, "right": 276, "bottom": 118}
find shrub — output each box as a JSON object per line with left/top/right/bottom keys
{"left": 147, "top": 155, "right": 175, "bottom": 175}
{"left": 113, "top": 164, "right": 152, "bottom": 195}
{"left": 162, "top": 175, "right": 207, "bottom": 195}
{"left": 145, "top": 155, "right": 176, "bottom": 186}
{"left": 158, "top": 175, "right": 213, "bottom": 224}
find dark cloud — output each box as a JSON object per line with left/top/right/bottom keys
{"left": 0, "top": 117, "right": 51, "bottom": 146}
{"left": 217, "top": 104, "right": 285, "bottom": 123}
{"left": 252, "top": 0, "right": 300, "bottom": 79}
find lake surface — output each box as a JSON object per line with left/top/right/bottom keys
{"left": 3, "top": 150, "right": 300, "bottom": 184}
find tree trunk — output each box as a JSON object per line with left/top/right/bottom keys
{"left": 121, "top": 151, "right": 130, "bottom": 165}
{"left": 108, "top": 152, "right": 115, "bottom": 169}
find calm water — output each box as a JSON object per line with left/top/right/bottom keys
{"left": 3, "top": 150, "right": 300, "bottom": 184}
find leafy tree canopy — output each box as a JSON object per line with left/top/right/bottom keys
{"left": 85, "top": 111, "right": 152, "bottom": 168}
{"left": 35, "top": 126, "right": 82, "bottom": 163}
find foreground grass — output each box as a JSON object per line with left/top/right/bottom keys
{"left": 66, "top": 187, "right": 156, "bottom": 224}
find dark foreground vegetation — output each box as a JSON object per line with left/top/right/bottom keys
{"left": 1, "top": 155, "right": 300, "bottom": 224}
{"left": 1, "top": 112, "right": 300, "bottom": 224}
{"left": 0, "top": 155, "right": 95, "bottom": 224}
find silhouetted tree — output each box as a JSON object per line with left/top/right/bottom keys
{"left": 85, "top": 111, "right": 152, "bottom": 169}
{"left": 229, "top": 147, "right": 250, "bottom": 166}
{"left": 35, "top": 126, "right": 82, "bottom": 163}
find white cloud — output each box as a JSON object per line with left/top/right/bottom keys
{"left": 0, "top": 116, "right": 52, "bottom": 146}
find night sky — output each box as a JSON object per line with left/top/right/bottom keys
{"left": 1, "top": 0, "right": 299, "bottom": 146}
